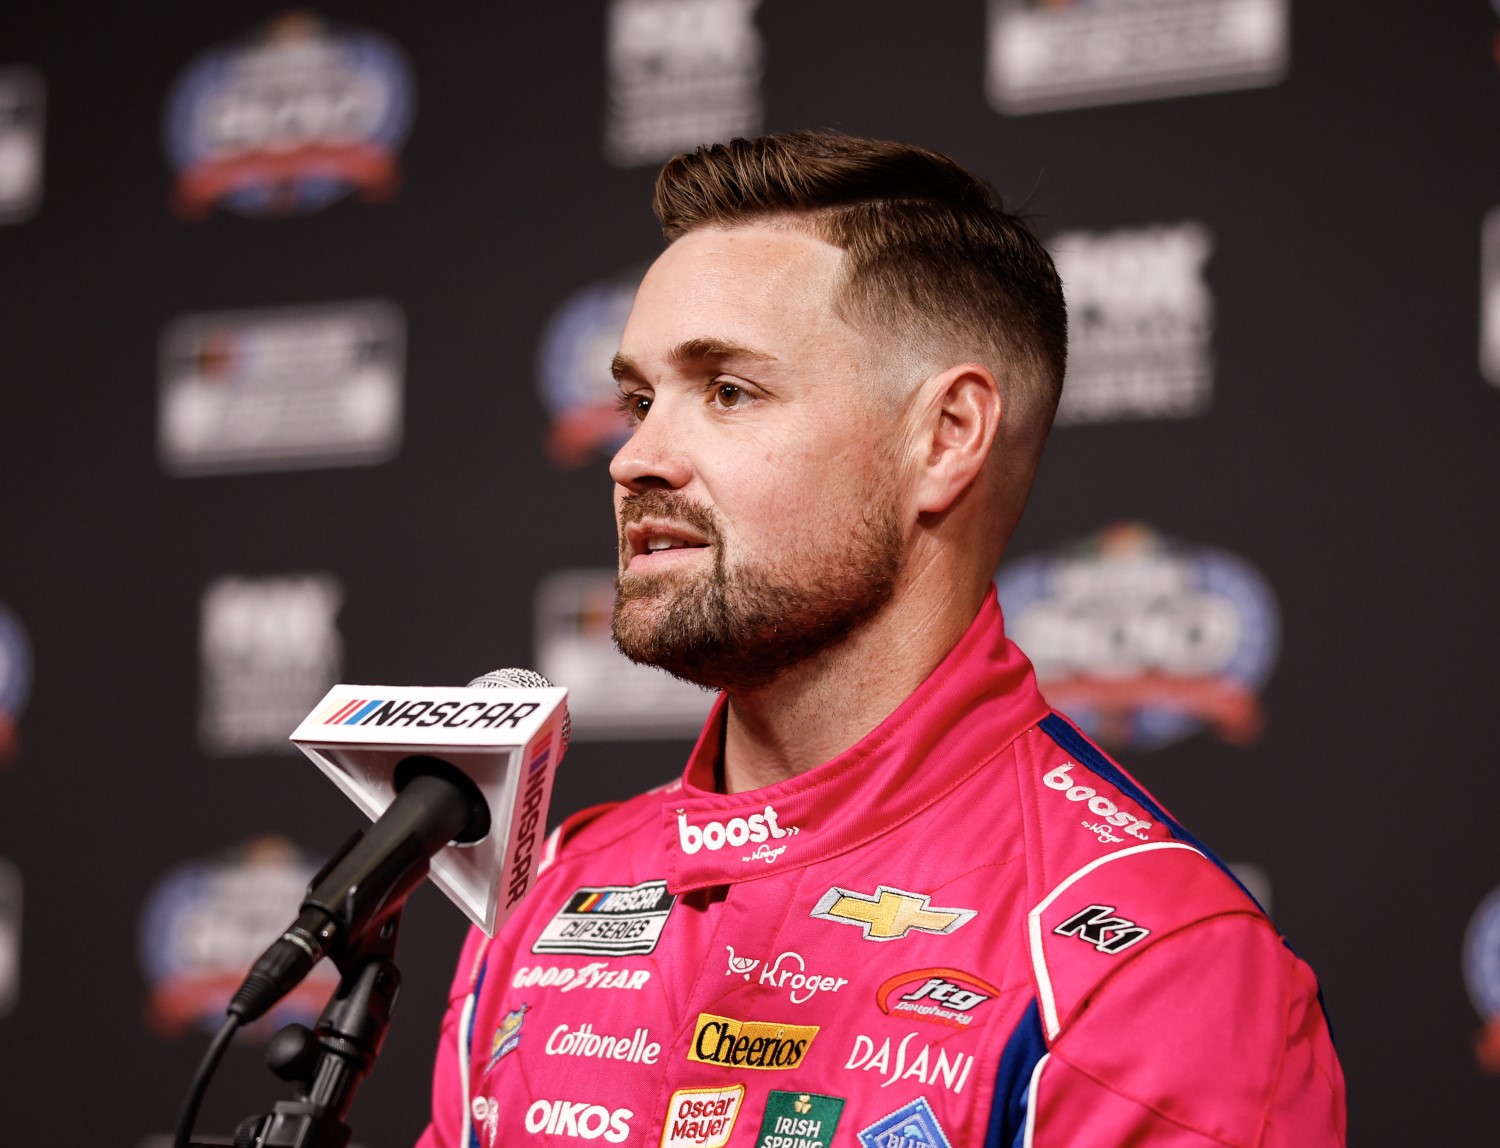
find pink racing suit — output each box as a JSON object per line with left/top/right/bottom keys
{"left": 417, "top": 593, "right": 1345, "bottom": 1147}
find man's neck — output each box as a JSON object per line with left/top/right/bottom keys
{"left": 719, "top": 575, "right": 990, "bottom": 793}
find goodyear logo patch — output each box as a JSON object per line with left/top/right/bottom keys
{"left": 687, "top": 1013, "right": 818, "bottom": 1071}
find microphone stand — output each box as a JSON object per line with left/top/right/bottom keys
{"left": 228, "top": 909, "right": 405, "bottom": 1148}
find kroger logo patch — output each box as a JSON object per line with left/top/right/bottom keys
{"left": 857, "top": 1097, "right": 952, "bottom": 1148}
{"left": 996, "top": 522, "right": 1279, "bottom": 752}
{"left": 532, "top": 879, "right": 675, "bottom": 956}
{"left": 660, "top": 1084, "right": 744, "bottom": 1148}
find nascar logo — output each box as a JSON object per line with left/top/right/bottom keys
{"left": 315, "top": 696, "right": 538, "bottom": 730}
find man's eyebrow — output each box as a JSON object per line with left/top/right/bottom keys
{"left": 610, "top": 338, "right": 778, "bottom": 382}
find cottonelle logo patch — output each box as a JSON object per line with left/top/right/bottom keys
{"left": 688, "top": 1013, "right": 818, "bottom": 1071}
{"left": 164, "top": 12, "right": 414, "bottom": 218}
{"left": 754, "top": 1091, "right": 845, "bottom": 1148}
{"left": 532, "top": 879, "right": 676, "bottom": 956}
{"left": 810, "top": 886, "right": 976, "bottom": 943}
{"left": 677, "top": 805, "right": 799, "bottom": 865}
{"left": 546, "top": 1022, "right": 660, "bottom": 1065}
{"left": 996, "top": 523, "right": 1280, "bottom": 752}
{"left": 660, "top": 1084, "right": 744, "bottom": 1148}
{"left": 876, "top": 968, "right": 999, "bottom": 1029}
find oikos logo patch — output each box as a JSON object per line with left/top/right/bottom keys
{"left": 996, "top": 523, "right": 1279, "bottom": 752}
{"left": 164, "top": 12, "right": 414, "bottom": 218}
{"left": 524, "top": 1097, "right": 632, "bottom": 1143}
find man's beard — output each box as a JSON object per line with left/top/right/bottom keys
{"left": 611, "top": 488, "right": 904, "bottom": 693}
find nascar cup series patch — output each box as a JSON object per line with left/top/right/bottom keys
{"left": 532, "top": 879, "right": 675, "bottom": 956}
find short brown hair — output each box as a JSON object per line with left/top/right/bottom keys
{"left": 653, "top": 131, "right": 1067, "bottom": 464}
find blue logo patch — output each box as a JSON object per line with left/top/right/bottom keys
{"left": 858, "top": 1097, "right": 952, "bottom": 1148}
{"left": 485, "top": 1004, "right": 530, "bottom": 1074}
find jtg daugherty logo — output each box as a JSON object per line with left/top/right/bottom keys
{"left": 677, "top": 804, "right": 799, "bottom": 864}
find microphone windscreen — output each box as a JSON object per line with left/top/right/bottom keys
{"left": 467, "top": 668, "right": 571, "bottom": 750}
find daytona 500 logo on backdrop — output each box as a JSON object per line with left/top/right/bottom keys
{"left": 163, "top": 11, "right": 414, "bottom": 218}
{"left": 995, "top": 523, "right": 1280, "bottom": 752}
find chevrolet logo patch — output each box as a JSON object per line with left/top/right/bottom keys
{"left": 810, "top": 885, "right": 976, "bottom": 942}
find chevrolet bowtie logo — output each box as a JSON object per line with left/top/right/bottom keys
{"left": 809, "top": 885, "right": 977, "bottom": 942}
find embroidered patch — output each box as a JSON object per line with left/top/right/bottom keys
{"left": 857, "top": 1097, "right": 953, "bottom": 1148}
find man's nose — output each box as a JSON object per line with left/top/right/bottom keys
{"left": 608, "top": 402, "right": 693, "bottom": 492}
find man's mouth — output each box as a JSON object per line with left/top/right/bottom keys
{"left": 624, "top": 521, "right": 713, "bottom": 565}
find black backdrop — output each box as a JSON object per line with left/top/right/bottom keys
{"left": 1, "top": 2, "right": 1497, "bottom": 1145}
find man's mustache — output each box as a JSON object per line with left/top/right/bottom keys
{"left": 617, "top": 490, "right": 722, "bottom": 543}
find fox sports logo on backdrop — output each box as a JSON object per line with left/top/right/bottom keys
{"left": 996, "top": 523, "right": 1279, "bottom": 753}
{"left": 163, "top": 11, "right": 414, "bottom": 218}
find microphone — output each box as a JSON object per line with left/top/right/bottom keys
{"left": 229, "top": 669, "right": 568, "bottom": 1024}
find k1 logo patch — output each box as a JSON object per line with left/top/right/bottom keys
{"left": 1053, "top": 903, "right": 1150, "bottom": 954}
{"left": 754, "top": 1091, "right": 845, "bottom": 1148}
{"left": 532, "top": 878, "right": 675, "bottom": 956}
{"left": 858, "top": 1097, "right": 952, "bottom": 1148}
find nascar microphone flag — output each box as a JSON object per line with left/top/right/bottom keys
{"left": 290, "top": 682, "right": 568, "bottom": 936}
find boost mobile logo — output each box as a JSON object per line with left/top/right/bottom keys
{"left": 677, "top": 805, "right": 798, "bottom": 862}
{"left": 1042, "top": 763, "right": 1152, "bottom": 840}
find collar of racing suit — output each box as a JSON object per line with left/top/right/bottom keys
{"left": 663, "top": 589, "right": 1052, "bottom": 892}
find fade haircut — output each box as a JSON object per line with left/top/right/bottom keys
{"left": 652, "top": 131, "right": 1068, "bottom": 491}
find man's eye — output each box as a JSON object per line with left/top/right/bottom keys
{"left": 616, "top": 390, "right": 651, "bottom": 421}
{"left": 712, "top": 383, "right": 744, "bottom": 409}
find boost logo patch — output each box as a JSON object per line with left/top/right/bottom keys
{"left": 660, "top": 1084, "right": 744, "bottom": 1148}
{"left": 532, "top": 878, "right": 675, "bottom": 956}
{"left": 755, "top": 1091, "right": 845, "bottom": 1148}
{"left": 688, "top": 1013, "right": 818, "bottom": 1071}
{"left": 857, "top": 1097, "right": 952, "bottom": 1148}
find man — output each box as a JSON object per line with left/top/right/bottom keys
{"left": 419, "top": 132, "right": 1345, "bottom": 1147}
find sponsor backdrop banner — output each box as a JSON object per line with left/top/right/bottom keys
{"left": 0, "top": 2, "right": 1495, "bottom": 1145}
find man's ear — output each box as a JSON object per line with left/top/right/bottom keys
{"left": 910, "top": 363, "right": 1003, "bottom": 516}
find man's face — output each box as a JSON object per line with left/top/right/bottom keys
{"left": 608, "top": 224, "right": 910, "bottom": 692}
